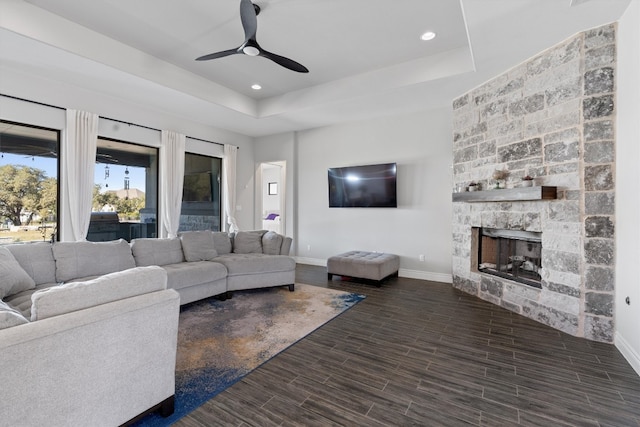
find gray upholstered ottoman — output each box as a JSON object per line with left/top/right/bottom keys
{"left": 327, "top": 251, "right": 399, "bottom": 285}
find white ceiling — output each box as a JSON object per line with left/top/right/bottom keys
{"left": 0, "top": 0, "right": 632, "bottom": 137}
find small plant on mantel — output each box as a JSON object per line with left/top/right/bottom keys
{"left": 492, "top": 168, "right": 510, "bottom": 181}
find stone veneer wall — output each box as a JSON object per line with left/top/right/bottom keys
{"left": 451, "top": 24, "right": 616, "bottom": 342}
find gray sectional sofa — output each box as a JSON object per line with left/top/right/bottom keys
{"left": 0, "top": 229, "right": 295, "bottom": 426}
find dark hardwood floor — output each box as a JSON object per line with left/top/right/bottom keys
{"left": 175, "top": 264, "right": 640, "bottom": 426}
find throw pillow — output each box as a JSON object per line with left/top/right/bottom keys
{"left": 233, "top": 231, "right": 264, "bottom": 254}
{"left": 212, "top": 232, "right": 232, "bottom": 255}
{"left": 262, "top": 231, "right": 283, "bottom": 255}
{"left": 0, "top": 300, "right": 29, "bottom": 329}
{"left": 0, "top": 247, "right": 36, "bottom": 299}
{"left": 179, "top": 231, "right": 218, "bottom": 262}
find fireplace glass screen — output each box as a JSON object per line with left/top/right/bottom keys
{"left": 478, "top": 228, "right": 542, "bottom": 288}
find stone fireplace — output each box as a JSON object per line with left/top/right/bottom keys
{"left": 451, "top": 24, "right": 616, "bottom": 342}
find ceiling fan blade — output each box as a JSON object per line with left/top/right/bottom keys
{"left": 195, "top": 48, "right": 240, "bottom": 61}
{"left": 240, "top": 0, "right": 258, "bottom": 41}
{"left": 259, "top": 49, "right": 309, "bottom": 73}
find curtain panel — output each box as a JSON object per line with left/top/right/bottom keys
{"left": 63, "top": 109, "right": 98, "bottom": 241}
{"left": 160, "top": 130, "right": 186, "bottom": 238}
{"left": 223, "top": 144, "right": 239, "bottom": 233}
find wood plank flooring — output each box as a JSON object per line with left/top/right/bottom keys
{"left": 175, "top": 264, "right": 640, "bottom": 426}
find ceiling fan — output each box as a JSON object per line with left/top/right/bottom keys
{"left": 196, "top": 0, "right": 309, "bottom": 73}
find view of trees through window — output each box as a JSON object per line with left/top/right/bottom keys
{"left": 0, "top": 120, "right": 59, "bottom": 244}
{"left": 89, "top": 138, "right": 158, "bottom": 242}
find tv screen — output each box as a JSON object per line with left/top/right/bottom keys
{"left": 328, "top": 163, "right": 397, "bottom": 208}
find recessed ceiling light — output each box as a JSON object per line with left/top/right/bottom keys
{"left": 420, "top": 31, "right": 436, "bottom": 41}
{"left": 251, "top": 84, "right": 262, "bottom": 90}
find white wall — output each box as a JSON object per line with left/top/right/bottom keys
{"left": 615, "top": 1, "right": 640, "bottom": 375}
{"left": 292, "top": 108, "right": 453, "bottom": 282}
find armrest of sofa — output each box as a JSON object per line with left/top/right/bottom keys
{"left": 0, "top": 288, "right": 180, "bottom": 427}
{"left": 281, "top": 236, "right": 293, "bottom": 255}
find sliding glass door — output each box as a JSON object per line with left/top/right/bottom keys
{"left": 0, "top": 120, "right": 59, "bottom": 244}
{"left": 179, "top": 152, "right": 222, "bottom": 232}
{"left": 89, "top": 138, "right": 159, "bottom": 241}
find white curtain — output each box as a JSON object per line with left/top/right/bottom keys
{"left": 64, "top": 109, "right": 98, "bottom": 241}
{"left": 159, "top": 130, "right": 186, "bottom": 238}
{"left": 223, "top": 144, "right": 239, "bottom": 233}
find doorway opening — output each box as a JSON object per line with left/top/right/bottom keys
{"left": 259, "top": 161, "right": 285, "bottom": 234}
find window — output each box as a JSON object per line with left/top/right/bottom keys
{"left": 89, "top": 138, "right": 158, "bottom": 242}
{"left": 179, "top": 152, "right": 222, "bottom": 232}
{"left": 0, "top": 120, "right": 59, "bottom": 244}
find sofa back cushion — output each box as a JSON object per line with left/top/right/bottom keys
{"left": 0, "top": 300, "right": 29, "bottom": 329}
{"left": 212, "top": 232, "right": 232, "bottom": 255}
{"left": 131, "top": 238, "right": 184, "bottom": 266}
{"left": 233, "top": 230, "right": 265, "bottom": 254}
{"left": 30, "top": 266, "right": 167, "bottom": 321}
{"left": 6, "top": 242, "right": 56, "bottom": 285}
{"left": 0, "top": 247, "right": 36, "bottom": 299}
{"left": 261, "top": 231, "right": 284, "bottom": 255}
{"left": 53, "top": 239, "right": 136, "bottom": 282}
{"left": 179, "top": 231, "right": 218, "bottom": 261}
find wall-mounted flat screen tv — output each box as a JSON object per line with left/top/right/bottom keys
{"left": 328, "top": 162, "right": 397, "bottom": 208}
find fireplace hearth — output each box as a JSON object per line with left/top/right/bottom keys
{"left": 478, "top": 228, "right": 542, "bottom": 288}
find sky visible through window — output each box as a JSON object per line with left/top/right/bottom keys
{"left": 0, "top": 153, "right": 146, "bottom": 192}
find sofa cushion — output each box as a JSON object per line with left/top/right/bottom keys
{"left": 131, "top": 237, "right": 184, "bottom": 266}
{"left": 6, "top": 242, "right": 56, "bottom": 285}
{"left": 0, "top": 247, "right": 36, "bottom": 299}
{"left": 3, "top": 282, "right": 57, "bottom": 319}
{"left": 0, "top": 299, "right": 29, "bottom": 329}
{"left": 212, "top": 232, "right": 232, "bottom": 255}
{"left": 160, "top": 261, "right": 227, "bottom": 291}
{"left": 262, "top": 231, "right": 284, "bottom": 255}
{"left": 214, "top": 253, "right": 295, "bottom": 276}
{"left": 179, "top": 231, "right": 218, "bottom": 261}
{"left": 30, "top": 266, "right": 167, "bottom": 321}
{"left": 53, "top": 239, "right": 136, "bottom": 282}
{"left": 233, "top": 231, "right": 265, "bottom": 254}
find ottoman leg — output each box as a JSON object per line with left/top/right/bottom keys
{"left": 288, "top": 284, "right": 295, "bottom": 292}
{"left": 328, "top": 273, "right": 333, "bottom": 280}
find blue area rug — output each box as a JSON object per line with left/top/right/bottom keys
{"left": 134, "top": 283, "right": 365, "bottom": 426}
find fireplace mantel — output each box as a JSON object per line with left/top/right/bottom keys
{"left": 452, "top": 186, "right": 557, "bottom": 203}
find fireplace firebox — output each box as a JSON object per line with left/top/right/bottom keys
{"left": 478, "top": 228, "right": 542, "bottom": 288}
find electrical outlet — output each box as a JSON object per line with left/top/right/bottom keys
{"left": 307, "top": 244, "right": 311, "bottom": 251}
{"left": 419, "top": 254, "right": 425, "bottom": 262}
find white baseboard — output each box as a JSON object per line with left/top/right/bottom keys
{"left": 615, "top": 331, "right": 640, "bottom": 377}
{"left": 294, "top": 258, "right": 452, "bottom": 283}
{"left": 295, "top": 257, "right": 326, "bottom": 266}
{"left": 399, "top": 268, "right": 453, "bottom": 284}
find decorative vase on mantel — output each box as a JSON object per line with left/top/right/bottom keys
{"left": 521, "top": 175, "right": 534, "bottom": 187}
{"left": 492, "top": 168, "right": 510, "bottom": 190}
